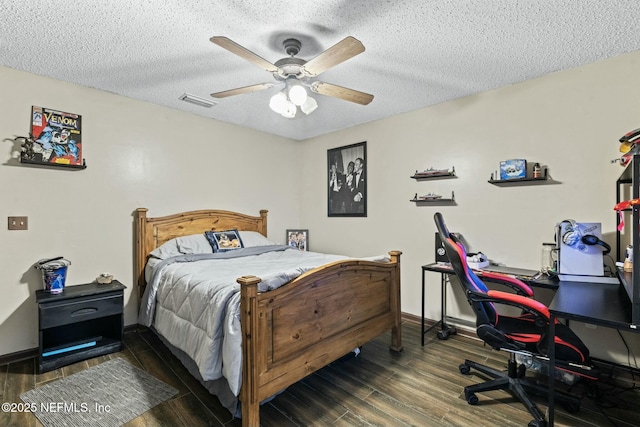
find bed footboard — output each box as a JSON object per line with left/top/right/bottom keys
{"left": 237, "top": 251, "right": 402, "bottom": 426}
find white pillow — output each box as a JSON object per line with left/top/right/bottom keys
{"left": 149, "top": 234, "right": 213, "bottom": 259}
{"left": 149, "top": 239, "right": 180, "bottom": 259}
{"left": 239, "top": 231, "right": 278, "bottom": 247}
{"left": 176, "top": 234, "right": 213, "bottom": 254}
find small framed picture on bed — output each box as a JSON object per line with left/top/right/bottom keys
{"left": 328, "top": 141, "right": 367, "bottom": 217}
{"left": 286, "top": 229, "right": 308, "bottom": 251}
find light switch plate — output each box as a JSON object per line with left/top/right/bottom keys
{"left": 8, "top": 216, "right": 28, "bottom": 230}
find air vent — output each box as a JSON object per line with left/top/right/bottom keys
{"left": 179, "top": 93, "right": 217, "bottom": 108}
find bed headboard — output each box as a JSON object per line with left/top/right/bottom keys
{"left": 135, "top": 208, "right": 268, "bottom": 298}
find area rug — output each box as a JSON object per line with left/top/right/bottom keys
{"left": 20, "top": 357, "right": 178, "bottom": 427}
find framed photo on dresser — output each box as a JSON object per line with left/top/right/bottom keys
{"left": 327, "top": 141, "right": 367, "bottom": 217}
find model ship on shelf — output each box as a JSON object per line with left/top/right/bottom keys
{"left": 411, "top": 191, "right": 455, "bottom": 202}
{"left": 414, "top": 192, "right": 443, "bottom": 200}
{"left": 411, "top": 166, "right": 455, "bottom": 178}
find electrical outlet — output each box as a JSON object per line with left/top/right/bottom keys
{"left": 8, "top": 216, "right": 28, "bottom": 230}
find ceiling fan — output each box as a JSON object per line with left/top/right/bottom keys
{"left": 209, "top": 36, "right": 374, "bottom": 117}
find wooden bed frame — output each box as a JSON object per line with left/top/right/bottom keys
{"left": 135, "top": 208, "right": 402, "bottom": 426}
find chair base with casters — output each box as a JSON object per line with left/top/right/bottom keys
{"left": 459, "top": 352, "right": 582, "bottom": 427}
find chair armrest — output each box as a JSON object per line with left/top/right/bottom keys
{"left": 478, "top": 271, "right": 534, "bottom": 297}
{"left": 472, "top": 289, "right": 551, "bottom": 322}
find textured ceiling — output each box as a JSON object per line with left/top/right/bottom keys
{"left": 2, "top": 1, "right": 640, "bottom": 141}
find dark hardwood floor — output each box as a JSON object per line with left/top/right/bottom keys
{"left": 1, "top": 321, "right": 638, "bottom": 426}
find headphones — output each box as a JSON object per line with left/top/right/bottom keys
{"left": 560, "top": 219, "right": 611, "bottom": 255}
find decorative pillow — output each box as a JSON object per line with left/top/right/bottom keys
{"left": 205, "top": 229, "right": 245, "bottom": 252}
{"left": 238, "top": 231, "right": 278, "bottom": 247}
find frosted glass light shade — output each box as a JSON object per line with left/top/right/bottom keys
{"left": 300, "top": 96, "right": 318, "bottom": 115}
{"left": 269, "top": 92, "right": 288, "bottom": 114}
{"left": 281, "top": 100, "right": 296, "bottom": 118}
{"left": 289, "top": 85, "right": 308, "bottom": 106}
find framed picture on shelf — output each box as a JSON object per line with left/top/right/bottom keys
{"left": 328, "top": 141, "right": 367, "bottom": 217}
{"left": 22, "top": 106, "right": 84, "bottom": 168}
{"left": 499, "top": 159, "right": 527, "bottom": 180}
{"left": 286, "top": 229, "right": 308, "bottom": 251}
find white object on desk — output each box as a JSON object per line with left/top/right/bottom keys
{"left": 467, "top": 252, "right": 489, "bottom": 269}
{"left": 468, "top": 260, "right": 490, "bottom": 269}
{"left": 557, "top": 221, "right": 605, "bottom": 277}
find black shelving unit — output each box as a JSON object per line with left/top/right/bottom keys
{"left": 616, "top": 161, "right": 633, "bottom": 261}
{"left": 615, "top": 155, "right": 640, "bottom": 325}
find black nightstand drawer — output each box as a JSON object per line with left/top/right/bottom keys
{"left": 40, "top": 293, "right": 123, "bottom": 329}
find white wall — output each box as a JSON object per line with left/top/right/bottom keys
{"left": 0, "top": 66, "right": 301, "bottom": 356}
{"left": 299, "top": 51, "right": 640, "bottom": 365}
{"left": 2, "top": 50, "right": 640, "bottom": 367}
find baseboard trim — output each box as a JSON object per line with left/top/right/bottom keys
{"left": 0, "top": 348, "right": 38, "bottom": 366}
{"left": 401, "top": 311, "right": 477, "bottom": 340}
{"left": 0, "top": 324, "right": 140, "bottom": 365}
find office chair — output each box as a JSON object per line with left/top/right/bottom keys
{"left": 433, "top": 213, "right": 598, "bottom": 427}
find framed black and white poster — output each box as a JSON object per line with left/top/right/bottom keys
{"left": 328, "top": 141, "right": 366, "bottom": 217}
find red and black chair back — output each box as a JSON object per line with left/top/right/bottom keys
{"left": 433, "top": 212, "right": 593, "bottom": 366}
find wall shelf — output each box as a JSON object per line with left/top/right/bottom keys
{"left": 489, "top": 164, "right": 556, "bottom": 186}
{"left": 488, "top": 177, "right": 555, "bottom": 186}
{"left": 411, "top": 191, "right": 456, "bottom": 205}
{"left": 411, "top": 166, "right": 456, "bottom": 180}
{"left": 411, "top": 167, "right": 456, "bottom": 204}
{"left": 20, "top": 157, "right": 87, "bottom": 170}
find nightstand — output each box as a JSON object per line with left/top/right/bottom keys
{"left": 36, "top": 280, "right": 126, "bottom": 373}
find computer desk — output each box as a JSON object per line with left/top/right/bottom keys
{"left": 547, "top": 278, "right": 638, "bottom": 426}
{"left": 424, "top": 262, "right": 637, "bottom": 426}
{"left": 422, "top": 262, "right": 559, "bottom": 346}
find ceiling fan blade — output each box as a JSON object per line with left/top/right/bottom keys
{"left": 301, "top": 36, "right": 365, "bottom": 77}
{"left": 210, "top": 36, "right": 279, "bottom": 73}
{"left": 310, "top": 82, "right": 374, "bottom": 105}
{"left": 211, "top": 83, "right": 275, "bottom": 98}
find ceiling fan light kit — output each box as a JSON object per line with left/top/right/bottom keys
{"left": 268, "top": 84, "right": 317, "bottom": 118}
{"left": 209, "top": 35, "right": 373, "bottom": 118}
